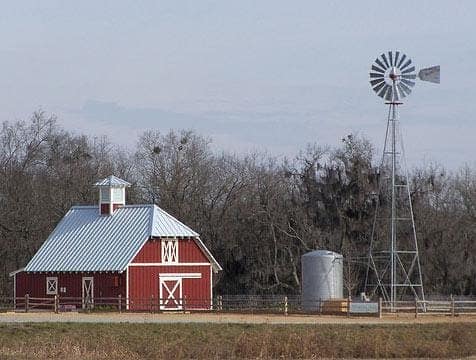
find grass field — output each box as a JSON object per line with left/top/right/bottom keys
{"left": 0, "top": 322, "right": 475, "bottom": 359}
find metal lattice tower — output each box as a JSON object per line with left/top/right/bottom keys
{"left": 364, "top": 51, "right": 440, "bottom": 310}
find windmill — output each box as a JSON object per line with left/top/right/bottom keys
{"left": 364, "top": 51, "right": 440, "bottom": 310}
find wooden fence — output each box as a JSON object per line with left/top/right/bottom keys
{"left": 1, "top": 295, "right": 475, "bottom": 317}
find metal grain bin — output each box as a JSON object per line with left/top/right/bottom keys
{"left": 301, "top": 250, "right": 343, "bottom": 311}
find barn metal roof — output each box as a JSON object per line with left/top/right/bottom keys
{"left": 94, "top": 175, "right": 131, "bottom": 187}
{"left": 24, "top": 204, "right": 221, "bottom": 273}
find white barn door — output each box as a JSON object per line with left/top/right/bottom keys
{"left": 159, "top": 276, "right": 182, "bottom": 310}
{"left": 82, "top": 277, "right": 94, "bottom": 309}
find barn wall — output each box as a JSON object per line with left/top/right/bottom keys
{"left": 15, "top": 272, "right": 126, "bottom": 302}
{"left": 128, "top": 265, "right": 211, "bottom": 310}
{"left": 132, "top": 239, "right": 161, "bottom": 262}
{"left": 180, "top": 239, "right": 208, "bottom": 262}
{"left": 131, "top": 237, "right": 209, "bottom": 263}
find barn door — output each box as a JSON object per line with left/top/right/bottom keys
{"left": 82, "top": 277, "right": 94, "bottom": 309}
{"left": 159, "top": 277, "right": 183, "bottom": 310}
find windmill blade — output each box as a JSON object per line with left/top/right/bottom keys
{"left": 381, "top": 53, "right": 390, "bottom": 68}
{"left": 401, "top": 74, "right": 417, "bottom": 80}
{"left": 375, "top": 58, "right": 387, "bottom": 70}
{"left": 398, "top": 82, "right": 412, "bottom": 96}
{"left": 397, "top": 53, "right": 406, "bottom": 67}
{"left": 370, "top": 72, "right": 384, "bottom": 78}
{"left": 370, "top": 78, "right": 385, "bottom": 87}
{"left": 394, "top": 51, "right": 400, "bottom": 67}
{"left": 396, "top": 83, "right": 409, "bottom": 97}
{"left": 400, "top": 58, "right": 412, "bottom": 71}
{"left": 402, "top": 66, "right": 415, "bottom": 74}
{"left": 372, "top": 65, "right": 385, "bottom": 73}
{"left": 385, "top": 86, "right": 393, "bottom": 101}
{"left": 394, "top": 84, "right": 403, "bottom": 100}
{"left": 373, "top": 81, "right": 386, "bottom": 93}
{"left": 401, "top": 78, "right": 415, "bottom": 88}
{"left": 378, "top": 84, "right": 390, "bottom": 98}
{"left": 388, "top": 51, "right": 394, "bottom": 66}
{"left": 418, "top": 65, "right": 440, "bottom": 83}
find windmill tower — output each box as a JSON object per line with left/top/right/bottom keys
{"left": 364, "top": 51, "right": 440, "bottom": 310}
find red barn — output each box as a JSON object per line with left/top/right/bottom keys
{"left": 11, "top": 175, "right": 221, "bottom": 310}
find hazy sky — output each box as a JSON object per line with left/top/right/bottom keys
{"left": 0, "top": 1, "right": 474, "bottom": 168}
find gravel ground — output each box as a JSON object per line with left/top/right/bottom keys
{"left": 0, "top": 312, "right": 475, "bottom": 324}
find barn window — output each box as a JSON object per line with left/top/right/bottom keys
{"left": 46, "top": 277, "right": 58, "bottom": 295}
{"left": 112, "top": 188, "right": 124, "bottom": 203}
{"left": 100, "top": 188, "right": 110, "bottom": 202}
{"left": 162, "top": 239, "right": 178, "bottom": 263}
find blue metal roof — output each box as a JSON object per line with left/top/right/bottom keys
{"left": 24, "top": 204, "right": 221, "bottom": 272}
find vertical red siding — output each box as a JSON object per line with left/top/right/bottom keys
{"left": 132, "top": 239, "right": 161, "bottom": 263}
{"left": 131, "top": 237, "right": 209, "bottom": 263}
{"left": 100, "top": 203, "right": 123, "bottom": 215}
{"left": 179, "top": 238, "right": 208, "bottom": 262}
{"left": 128, "top": 265, "right": 211, "bottom": 310}
{"left": 100, "top": 203, "right": 109, "bottom": 214}
{"left": 15, "top": 272, "right": 126, "bottom": 308}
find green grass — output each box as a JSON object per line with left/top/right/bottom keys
{"left": 0, "top": 322, "right": 474, "bottom": 359}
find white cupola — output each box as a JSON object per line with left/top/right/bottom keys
{"left": 94, "top": 175, "right": 131, "bottom": 215}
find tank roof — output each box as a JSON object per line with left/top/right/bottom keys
{"left": 302, "top": 250, "right": 343, "bottom": 258}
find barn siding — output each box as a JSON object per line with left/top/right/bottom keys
{"left": 131, "top": 237, "right": 209, "bottom": 263}
{"left": 128, "top": 265, "right": 211, "bottom": 310}
{"left": 15, "top": 272, "right": 126, "bottom": 304}
{"left": 179, "top": 238, "right": 208, "bottom": 262}
{"left": 132, "top": 239, "right": 161, "bottom": 263}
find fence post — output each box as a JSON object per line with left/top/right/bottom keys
{"left": 54, "top": 295, "right": 58, "bottom": 314}
{"left": 118, "top": 294, "right": 122, "bottom": 313}
{"left": 414, "top": 297, "right": 418, "bottom": 319}
{"left": 451, "top": 294, "right": 455, "bottom": 317}
{"left": 284, "top": 296, "right": 288, "bottom": 316}
{"left": 25, "top": 294, "right": 29, "bottom": 313}
{"left": 378, "top": 297, "right": 382, "bottom": 318}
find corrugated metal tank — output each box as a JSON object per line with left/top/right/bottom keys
{"left": 301, "top": 250, "right": 343, "bottom": 311}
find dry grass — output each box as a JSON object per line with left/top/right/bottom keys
{"left": 0, "top": 322, "right": 474, "bottom": 359}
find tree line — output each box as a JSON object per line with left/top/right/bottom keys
{"left": 0, "top": 111, "right": 474, "bottom": 297}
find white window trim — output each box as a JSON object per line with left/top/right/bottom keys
{"left": 46, "top": 277, "right": 58, "bottom": 295}
{"left": 161, "top": 238, "right": 178, "bottom": 263}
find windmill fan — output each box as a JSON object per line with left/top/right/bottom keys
{"left": 370, "top": 51, "right": 440, "bottom": 102}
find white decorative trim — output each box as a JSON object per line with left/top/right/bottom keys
{"left": 13, "top": 273, "right": 16, "bottom": 309}
{"left": 9, "top": 268, "right": 24, "bottom": 277}
{"left": 159, "top": 276, "right": 183, "bottom": 310}
{"left": 161, "top": 238, "right": 178, "bottom": 263}
{"left": 126, "top": 266, "right": 129, "bottom": 310}
{"left": 129, "top": 262, "right": 211, "bottom": 267}
{"left": 46, "top": 277, "right": 58, "bottom": 295}
{"left": 210, "top": 265, "right": 213, "bottom": 307}
{"left": 159, "top": 273, "right": 201, "bottom": 279}
{"left": 82, "top": 276, "right": 94, "bottom": 309}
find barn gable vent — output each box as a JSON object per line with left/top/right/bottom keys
{"left": 94, "top": 175, "right": 131, "bottom": 215}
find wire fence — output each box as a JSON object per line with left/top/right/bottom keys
{"left": 1, "top": 295, "right": 475, "bottom": 317}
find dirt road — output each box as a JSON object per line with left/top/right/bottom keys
{"left": 1, "top": 311, "right": 474, "bottom": 324}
